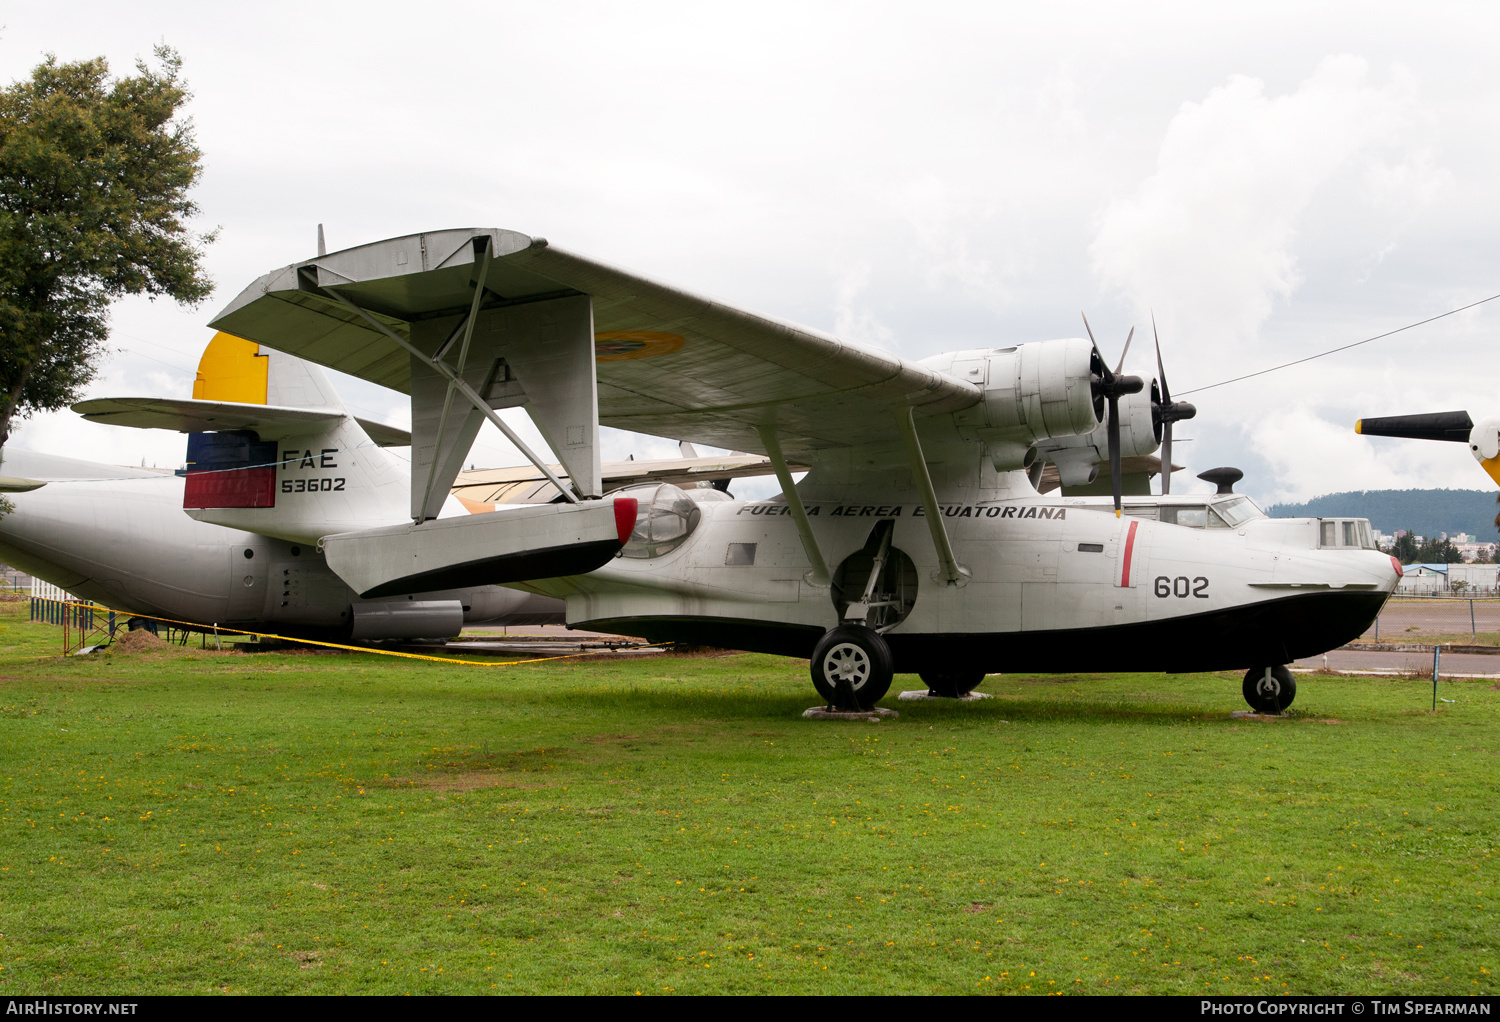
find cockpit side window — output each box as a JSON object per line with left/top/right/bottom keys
{"left": 1162, "top": 506, "right": 1208, "bottom": 528}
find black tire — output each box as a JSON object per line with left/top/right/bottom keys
{"left": 1242, "top": 666, "right": 1296, "bottom": 714}
{"left": 919, "top": 670, "right": 988, "bottom": 698}
{"left": 811, "top": 625, "right": 894, "bottom": 710}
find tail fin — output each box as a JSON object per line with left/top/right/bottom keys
{"left": 183, "top": 333, "right": 410, "bottom": 542}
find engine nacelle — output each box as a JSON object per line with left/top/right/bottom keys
{"left": 941, "top": 338, "right": 1103, "bottom": 469}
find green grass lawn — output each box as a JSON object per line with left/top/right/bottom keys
{"left": 0, "top": 601, "right": 1496, "bottom": 995}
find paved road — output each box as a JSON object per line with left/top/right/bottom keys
{"left": 1292, "top": 648, "right": 1500, "bottom": 677}
{"left": 1362, "top": 597, "right": 1500, "bottom": 640}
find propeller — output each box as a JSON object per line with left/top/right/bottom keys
{"left": 1082, "top": 313, "right": 1145, "bottom": 517}
{"left": 1151, "top": 315, "right": 1197, "bottom": 494}
{"left": 1354, "top": 410, "right": 1473, "bottom": 443}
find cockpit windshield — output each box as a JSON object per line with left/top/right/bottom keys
{"left": 1156, "top": 495, "right": 1266, "bottom": 530}
{"left": 1212, "top": 496, "right": 1263, "bottom": 528}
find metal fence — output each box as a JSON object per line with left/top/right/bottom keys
{"left": 30, "top": 579, "right": 100, "bottom": 629}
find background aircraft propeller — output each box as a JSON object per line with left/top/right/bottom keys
{"left": 1082, "top": 313, "right": 1144, "bottom": 517}
{"left": 1354, "top": 410, "right": 1474, "bottom": 443}
{"left": 1151, "top": 316, "right": 1197, "bottom": 494}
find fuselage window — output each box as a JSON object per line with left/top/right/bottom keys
{"left": 1321, "top": 521, "right": 1338, "bottom": 547}
{"left": 726, "top": 542, "right": 757, "bottom": 566}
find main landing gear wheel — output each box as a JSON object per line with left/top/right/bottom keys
{"left": 918, "top": 670, "right": 987, "bottom": 698}
{"left": 1242, "top": 665, "right": 1296, "bottom": 714}
{"left": 811, "top": 625, "right": 894, "bottom": 710}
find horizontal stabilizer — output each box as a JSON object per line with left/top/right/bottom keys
{"left": 323, "top": 497, "right": 636, "bottom": 598}
{"left": 73, "top": 397, "right": 344, "bottom": 436}
{"left": 355, "top": 418, "right": 411, "bottom": 447}
{"left": 1355, "top": 410, "right": 1473, "bottom": 443}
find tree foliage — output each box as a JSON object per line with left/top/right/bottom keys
{"left": 0, "top": 46, "right": 213, "bottom": 451}
{"left": 1384, "top": 530, "right": 1465, "bottom": 564}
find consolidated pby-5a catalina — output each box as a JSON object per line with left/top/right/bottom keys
{"left": 46, "top": 228, "right": 1405, "bottom": 711}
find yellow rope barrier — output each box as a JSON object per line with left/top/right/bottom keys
{"left": 56, "top": 601, "right": 662, "bottom": 667}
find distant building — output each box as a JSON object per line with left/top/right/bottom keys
{"left": 1397, "top": 562, "right": 1500, "bottom": 592}
{"left": 1448, "top": 563, "right": 1499, "bottom": 590}
{"left": 1455, "top": 541, "right": 1497, "bottom": 562}
{"left": 1396, "top": 563, "right": 1448, "bottom": 593}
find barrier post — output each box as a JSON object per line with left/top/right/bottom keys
{"left": 1432, "top": 645, "right": 1440, "bottom": 711}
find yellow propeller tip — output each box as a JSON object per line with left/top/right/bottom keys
{"left": 1115, "top": 509, "right": 1122, "bottom": 518}
{"left": 1354, "top": 419, "right": 1364, "bottom": 434}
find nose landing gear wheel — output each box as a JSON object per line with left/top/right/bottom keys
{"left": 919, "top": 670, "right": 987, "bottom": 698}
{"left": 811, "top": 625, "right": 894, "bottom": 710}
{"left": 1242, "top": 665, "right": 1296, "bottom": 714}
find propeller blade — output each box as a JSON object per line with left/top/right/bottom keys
{"left": 1155, "top": 315, "right": 1171, "bottom": 494}
{"left": 1355, "top": 410, "right": 1474, "bottom": 443}
{"left": 1081, "top": 312, "right": 1113, "bottom": 383}
{"left": 1153, "top": 314, "right": 1169, "bottom": 404}
{"left": 1108, "top": 395, "right": 1123, "bottom": 517}
{"left": 1160, "top": 422, "right": 1173, "bottom": 495}
{"left": 1114, "top": 326, "right": 1135, "bottom": 376}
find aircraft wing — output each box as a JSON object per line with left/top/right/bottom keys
{"left": 209, "top": 229, "right": 980, "bottom": 458}
{"left": 72, "top": 397, "right": 344, "bottom": 435}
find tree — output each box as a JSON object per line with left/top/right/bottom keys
{"left": 0, "top": 46, "right": 213, "bottom": 453}
{"left": 1387, "top": 531, "right": 1420, "bottom": 563}
{"left": 1418, "top": 536, "right": 1465, "bottom": 563}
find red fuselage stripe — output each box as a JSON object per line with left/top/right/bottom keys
{"left": 1120, "top": 519, "right": 1138, "bottom": 587}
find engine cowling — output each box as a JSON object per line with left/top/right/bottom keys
{"left": 942, "top": 338, "right": 1104, "bottom": 470}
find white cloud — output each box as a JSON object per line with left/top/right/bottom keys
{"left": 1091, "top": 55, "right": 1431, "bottom": 349}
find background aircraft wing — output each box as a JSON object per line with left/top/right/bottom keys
{"left": 209, "top": 229, "right": 980, "bottom": 458}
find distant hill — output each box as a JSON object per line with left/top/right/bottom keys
{"left": 1266, "top": 489, "right": 1498, "bottom": 539}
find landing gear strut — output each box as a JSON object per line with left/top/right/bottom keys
{"left": 919, "top": 670, "right": 987, "bottom": 698}
{"left": 1242, "top": 665, "right": 1296, "bottom": 714}
{"left": 811, "top": 625, "right": 893, "bottom": 710}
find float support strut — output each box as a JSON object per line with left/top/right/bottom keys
{"left": 316, "top": 276, "right": 580, "bottom": 505}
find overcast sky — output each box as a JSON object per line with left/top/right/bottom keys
{"left": 6, "top": 1, "right": 1499, "bottom": 505}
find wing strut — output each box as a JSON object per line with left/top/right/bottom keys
{"left": 419, "top": 239, "right": 494, "bottom": 517}
{"left": 310, "top": 269, "right": 583, "bottom": 511}
{"left": 756, "top": 425, "right": 830, "bottom": 588}
{"left": 894, "top": 406, "right": 968, "bottom": 585}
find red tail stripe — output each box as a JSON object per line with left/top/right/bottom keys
{"left": 1120, "top": 519, "right": 1139, "bottom": 587}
